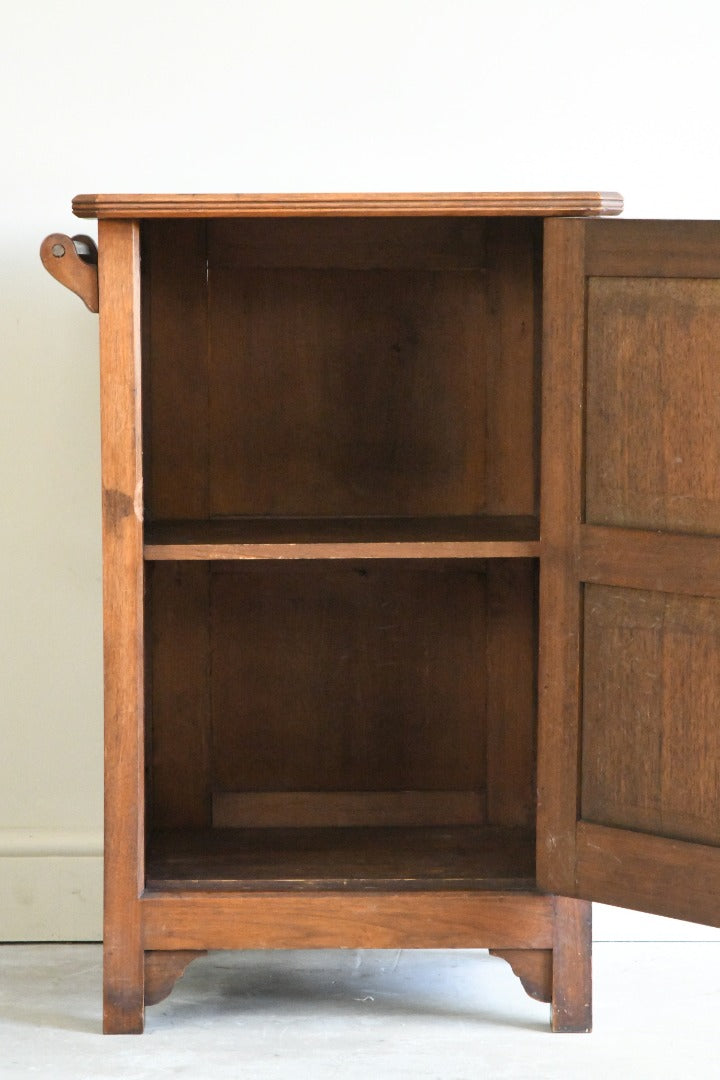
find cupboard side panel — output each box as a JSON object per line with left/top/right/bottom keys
{"left": 484, "top": 219, "right": 541, "bottom": 517}
{"left": 143, "top": 220, "right": 208, "bottom": 520}
{"left": 485, "top": 560, "right": 537, "bottom": 827}
{"left": 99, "top": 219, "right": 145, "bottom": 1032}
{"left": 148, "top": 563, "right": 212, "bottom": 829}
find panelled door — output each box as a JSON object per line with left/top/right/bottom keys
{"left": 538, "top": 218, "right": 720, "bottom": 925}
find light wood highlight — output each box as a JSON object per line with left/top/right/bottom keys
{"left": 212, "top": 790, "right": 484, "bottom": 828}
{"left": 141, "top": 891, "right": 555, "bottom": 951}
{"left": 73, "top": 191, "right": 624, "bottom": 219}
{"left": 98, "top": 220, "right": 145, "bottom": 1034}
{"left": 144, "top": 516, "right": 540, "bottom": 561}
{"left": 146, "top": 539, "right": 540, "bottom": 561}
{"left": 40, "top": 232, "right": 99, "bottom": 312}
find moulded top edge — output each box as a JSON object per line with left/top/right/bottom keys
{"left": 72, "top": 191, "right": 624, "bottom": 219}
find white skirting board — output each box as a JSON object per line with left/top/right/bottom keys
{"left": 1, "top": 830, "right": 719, "bottom": 942}
{"left": 0, "top": 830, "right": 102, "bottom": 942}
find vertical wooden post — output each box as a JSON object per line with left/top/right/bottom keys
{"left": 536, "top": 218, "right": 587, "bottom": 895}
{"left": 551, "top": 896, "right": 592, "bottom": 1032}
{"left": 98, "top": 219, "right": 145, "bottom": 1034}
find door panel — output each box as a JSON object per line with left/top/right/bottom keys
{"left": 538, "top": 218, "right": 720, "bottom": 925}
{"left": 582, "top": 584, "right": 720, "bottom": 848}
{"left": 586, "top": 276, "right": 720, "bottom": 534}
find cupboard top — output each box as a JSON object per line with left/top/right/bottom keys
{"left": 72, "top": 191, "right": 624, "bottom": 219}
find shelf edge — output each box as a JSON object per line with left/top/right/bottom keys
{"left": 144, "top": 540, "right": 542, "bottom": 561}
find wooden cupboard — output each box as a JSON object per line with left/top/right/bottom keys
{"left": 42, "top": 191, "right": 720, "bottom": 1034}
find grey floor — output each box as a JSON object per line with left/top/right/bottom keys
{"left": 0, "top": 944, "right": 718, "bottom": 1078}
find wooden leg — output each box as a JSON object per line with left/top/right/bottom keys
{"left": 99, "top": 219, "right": 146, "bottom": 1036}
{"left": 491, "top": 897, "right": 592, "bottom": 1032}
{"left": 489, "top": 948, "right": 553, "bottom": 1004}
{"left": 145, "top": 950, "right": 207, "bottom": 1006}
{"left": 103, "top": 923, "right": 145, "bottom": 1034}
{"left": 551, "top": 896, "right": 592, "bottom": 1033}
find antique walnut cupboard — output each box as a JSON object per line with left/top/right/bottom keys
{"left": 41, "top": 192, "right": 720, "bottom": 1034}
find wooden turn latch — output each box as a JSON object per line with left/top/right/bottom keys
{"left": 40, "top": 232, "right": 99, "bottom": 312}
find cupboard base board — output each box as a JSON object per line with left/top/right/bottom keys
{"left": 101, "top": 891, "right": 591, "bottom": 1034}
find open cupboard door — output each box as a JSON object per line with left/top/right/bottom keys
{"left": 538, "top": 218, "right": 720, "bottom": 926}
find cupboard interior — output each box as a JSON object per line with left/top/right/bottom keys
{"left": 140, "top": 215, "right": 541, "bottom": 534}
{"left": 145, "top": 559, "right": 538, "bottom": 889}
{"left": 140, "top": 215, "right": 542, "bottom": 891}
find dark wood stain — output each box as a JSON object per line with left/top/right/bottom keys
{"left": 146, "top": 825, "right": 536, "bottom": 892}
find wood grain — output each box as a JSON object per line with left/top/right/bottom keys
{"left": 144, "top": 515, "right": 540, "bottom": 560}
{"left": 146, "top": 825, "right": 535, "bottom": 891}
{"left": 484, "top": 220, "right": 542, "bottom": 516}
{"left": 579, "top": 525, "right": 720, "bottom": 598}
{"left": 582, "top": 584, "right": 720, "bottom": 847}
{"left": 40, "top": 232, "right": 99, "bottom": 312}
{"left": 586, "top": 276, "right": 720, "bottom": 535}
{"left": 208, "top": 561, "right": 490, "bottom": 796}
{"left": 148, "top": 564, "right": 211, "bottom": 828}
{"left": 585, "top": 219, "right": 720, "bottom": 277}
{"left": 212, "top": 790, "right": 484, "bottom": 828}
{"left": 73, "top": 191, "right": 624, "bottom": 219}
{"left": 98, "top": 220, "right": 145, "bottom": 1034}
{"left": 207, "top": 265, "right": 490, "bottom": 518}
{"left": 142, "top": 221, "right": 208, "bottom": 520}
{"left": 141, "top": 217, "right": 540, "bottom": 523}
{"left": 485, "top": 560, "right": 537, "bottom": 826}
{"left": 141, "top": 890, "right": 555, "bottom": 951}
{"left": 207, "top": 216, "right": 492, "bottom": 269}
{"left": 539, "top": 216, "right": 720, "bottom": 938}
{"left": 551, "top": 897, "right": 592, "bottom": 1033}
{"left": 536, "top": 219, "right": 586, "bottom": 895}
{"left": 576, "top": 821, "right": 720, "bottom": 927}
{"left": 144, "top": 950, "right": 206, "bottom": 1006}
{"left": 489, "top": 949, "right": 552, "bottom": 1003}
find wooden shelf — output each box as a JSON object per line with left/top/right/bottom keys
{"left": 144, "top": 516, "right": 540, "bottom": 561}
{"left": 146, "top": 826, "right": 536, "bottom": 892}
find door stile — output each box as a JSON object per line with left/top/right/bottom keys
{"left": 536, "top": 219, "right": 587, "bottom": 896}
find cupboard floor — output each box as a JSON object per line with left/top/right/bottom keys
{"left": 145, "top": 825, "right": 535, "bottom": 891}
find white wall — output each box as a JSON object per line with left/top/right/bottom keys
{"left": 3, "top": 0, "right": 720, "bottom": 941}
